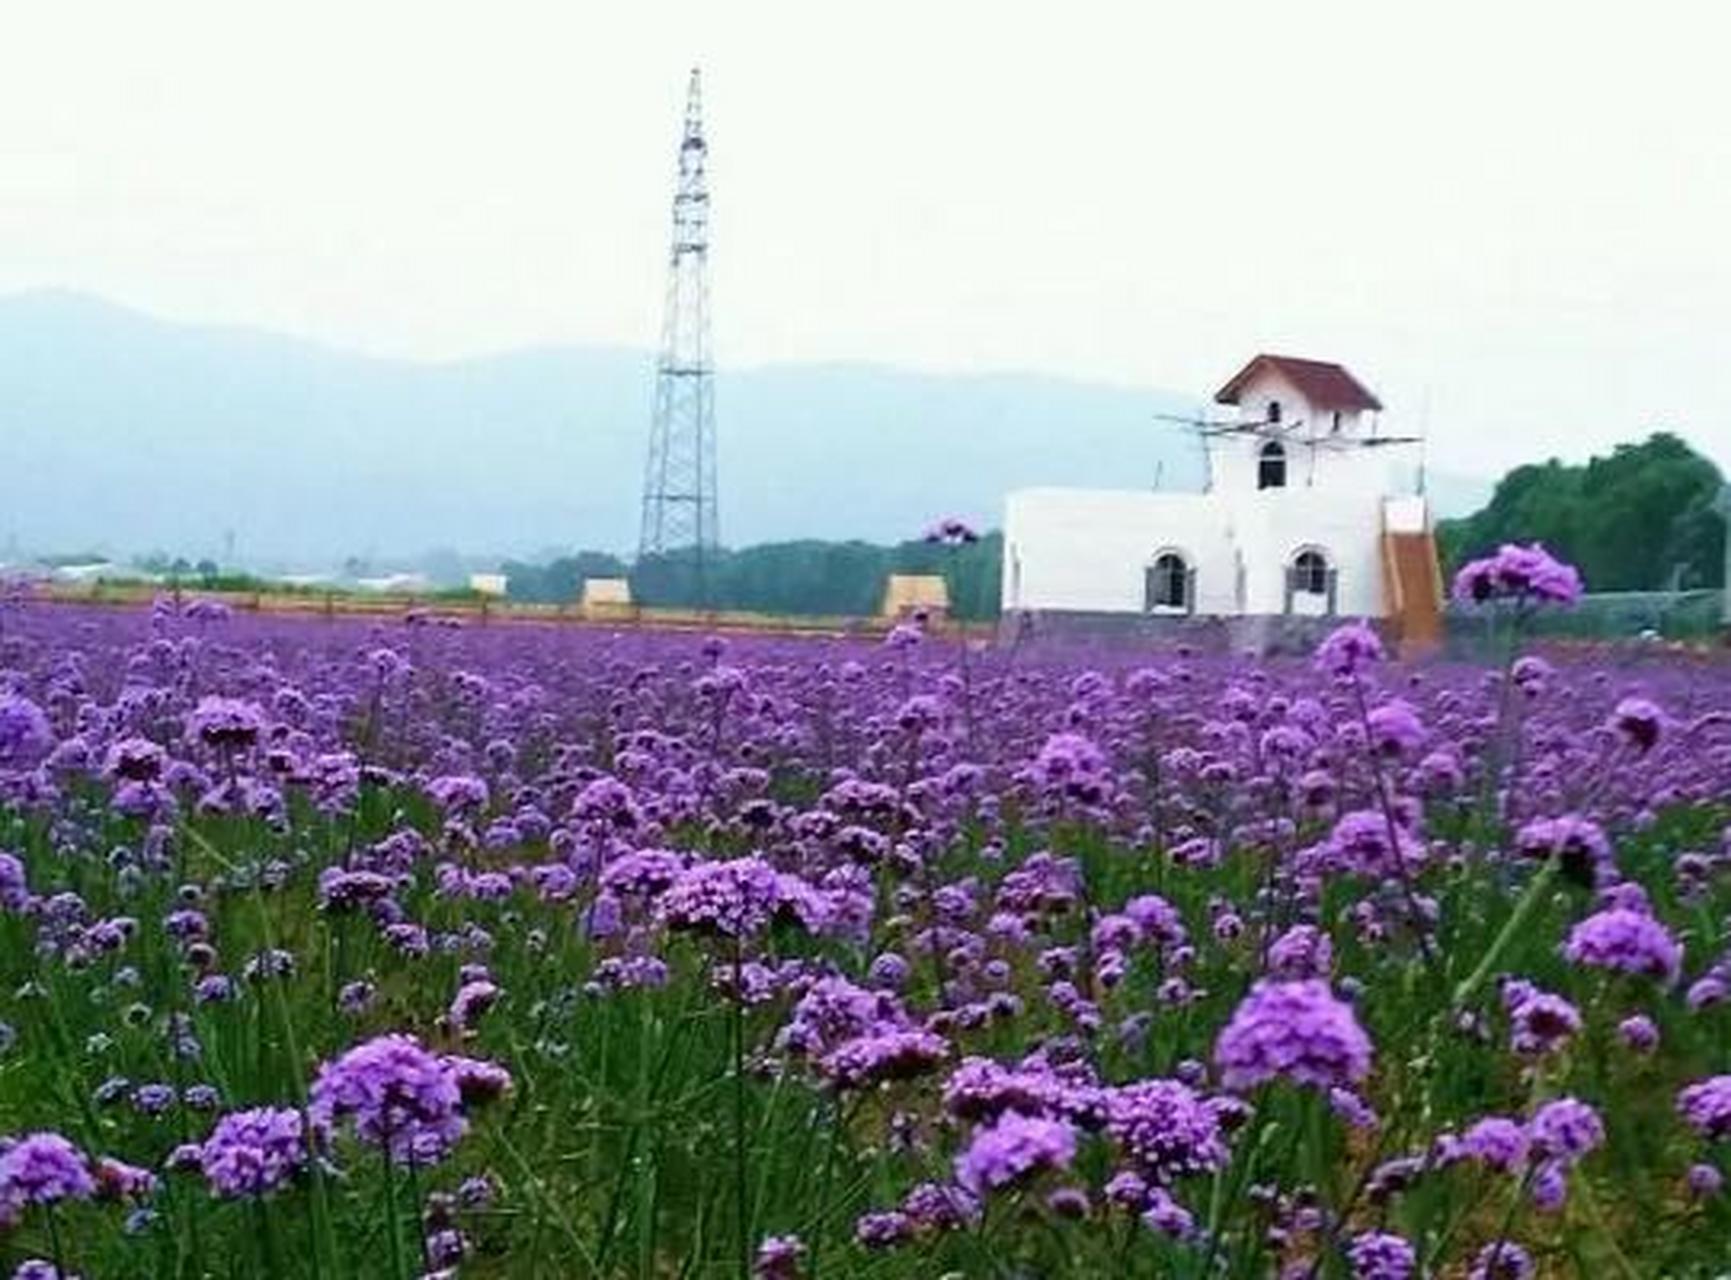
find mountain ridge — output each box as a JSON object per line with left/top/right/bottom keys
{"left": 0, "top": 290, "right": 1486, "bottom": 563}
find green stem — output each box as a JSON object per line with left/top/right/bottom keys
{"left": 1202, "top": 1105, "right": 1274, "bottom": 1278}
{"left": 731, "top": 939, "right": 750, "bottom": 1280}
{"left": 382, "top": 1145, "right": 407, "bottom": 1280}
{"left": 1351, "top": 681, "right": 1441, "bottom": 978}
{"left": 1452, "top": 858, "right": 1560, "bottom": 1009}
{"left": 1577, "top": 1177, "right": 1639, "bottom": 1280}
{"left": 803, "top": 1097, "right": 856, "bottom": 1279}
{"left": 407, "top": 1159, "right": 432, "bottom": 1276}
{"left": 45, "top": 1202, "right": 68, "bottom": 1278}
{"left": 1474, "top": 608, "right": 1527, "bottom": 834}
{"left": 256, "top": 1198, "right": 286, "bottom": 1280}
{"left": 182, "top": 823, "right": 341, "bottom": 1278}
{"left": 1480, "top": 1163, "right": 1538, "bottom": 1280}
{"left": 496, "top": 1129, "right": 597, "bottom": 1270}
{"left": 1423, "top": 1168, "right": 1487, "bottom": 1272}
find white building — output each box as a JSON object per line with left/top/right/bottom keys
{"left": 1002, "top": 355, "right": 1440, "bottom": 640}
{"left": 354, "top": 573, "right": 430, "bottom": 594}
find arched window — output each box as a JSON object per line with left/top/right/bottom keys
{"left": 1258, "top": 440, "right": 1287, "bottom": 490}
{"left": 1144, "top": 551, "right": 1192, "bottom": 613}
{"left": 1267, "top": 400, "right": 1282, "bottom": 424}
{"left": 1291, "top": 548, "right": 1330, "bottom": 595}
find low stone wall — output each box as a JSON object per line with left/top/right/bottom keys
{"left": 997, "top": 610, "right": 1358, "bottom": 657}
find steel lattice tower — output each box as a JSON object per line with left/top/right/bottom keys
{"left": 638, "top": 68, "right": 718, "bottom": 593}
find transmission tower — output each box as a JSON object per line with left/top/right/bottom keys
{"left": 638, "top": 67, "right": 718, "bottom": 601}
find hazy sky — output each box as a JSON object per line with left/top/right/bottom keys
{"left": 4, "top": 0, "right": 1729, "bottom": 480}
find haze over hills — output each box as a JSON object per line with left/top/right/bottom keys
{"left": 0, "top": 292, "right": 1487, "bottom": 565}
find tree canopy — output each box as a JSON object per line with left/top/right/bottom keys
{"left": 499, "top": 551, "right": 631, "bottom": 605}
{"left": 507, "top": 536, "right": 1003, "bottom": 620}
{"left": 1438, "top": 432, "right": 1726, "bottom": 591}
{"left": 503, "top": 433, "right": 1727, "bottom": 618}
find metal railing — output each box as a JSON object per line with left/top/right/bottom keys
{"left": 1445, "top": 588, "right": 1725, "bottom": 641}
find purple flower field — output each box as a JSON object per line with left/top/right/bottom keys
{"left": 0, "top": 576, "right": 1728, "bottom": 1277}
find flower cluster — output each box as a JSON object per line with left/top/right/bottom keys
{"left": 1677, "top": 1076, "right": 1731, "bottom": 1140}
{"left": 310, "top": 1033, "right": 506, "bottom": 1166}
{"left": 196, "top": 1107, "right": 306, "bottom": 1198}
{"left": 1563, "top": 907, "right": 1682, "bottom": 985}
{"left": 954, "top": 1112, "right": 1077, "bottom": 1197}
{"left": 1213, "top": 980, "right": 1373, "bottom": 1093}
{"left": 1452, "top": 542, "right": 1583, "bottom": 606}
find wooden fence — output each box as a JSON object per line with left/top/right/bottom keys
{"left": 23, "top": 581, "right": 990, "bottom": 642}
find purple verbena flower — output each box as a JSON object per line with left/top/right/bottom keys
{"left": 12, "top": 1261, "right": 80, "bottom": 1280}
{"left": 853, "top": 1210, "right": 911, "bottom": 1248}
{"left": 1266, "top": 925, "right": 1333, "bottom": 980}
{"left": 1515, "top": 815, "right": 1614, "bottom": 888}
{"left": 447, "top": 980, "right": 502, "bottom": 1031}
{"left": 1609, "top": 697, "right": 1663, "bottom": 752}
{"left": 1025, "top": 732, "right": 1113, "bottom": 809}
{"left": 1677, "top": 1076, "right": 1731, "bottom": 1140}
{"left": 1315, "top": 622, "right": 1384, "bottom": 678}
{"left": 1213, "top": 980, "right": 1373, "bottom": 1092}
{"left": 1563, "top": 907, "right": 1682, "bottom": 984}
{"left": 1348, "top": 1230, "right": 1417, "bottom": 1280}
{"left": 1506, "top": 986, "right": 1582, "bottom": 1056}
{"left": 426, "top": 774, "right": 489, "bottom": 814}
{"left": 899, "top": 1180, "right": 979, "bottom": 1232}
{"left": 923, "top": 517, "right": 979, "bottom": 546}
{"left": 1617, "top": 1014, "right": 1659, "bottom": 1053}
{"left": 186, "top": 696, "right": 265, "bottom": 750}
{"left": 1366, "top": 701, "right": 1425, "bottom": 758}
{"left": 1527, "top": 1097, "right": 1604, "bottom": 1165}
{"left": 197, "top": 1107, "right": 306, "bottom": 1198}
{"left": 1140, "top": 1186, "right": 1194, "bottom": 1239}
{"left": 818, "top": 1029, "right": 949, "bottom": 1089}
{"left": 1103, "top": 1079, "right": 1230, "bottom": 1181}
{"left": 0, "top": 1133, "right": 94, "bottom": 1206}
{"left": 752, "top": 1233, "right": 806, "bottom": 1279}
{"left": 655, "top": 855, "right": 782, "bottom": 938}
{"left": 1453, "top": 1116, "right": 1530, "bottom": 1173}
{"left": 1469, "top": 1240, "right": 1535, "bottom": 1280}
{"left": 1322, "top": 809, "right": 1423, "bottom": 877}
{"left": 954, "top": 1111, "right": 1077, "bottom": 1197}
{"left": 0, "top": 694, "right": 54, "bottom": 768}
{"left": 309, "top": 1033, "right": 465, "bottom": 1166}
{"left": 103, "top": 737, "right": 167, "bottom": 783}
{"left": 1453, "top": 543, "right": 1582, "bottom": 607}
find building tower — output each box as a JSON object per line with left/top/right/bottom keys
{"left": 638, "top": 68, "right": 718, "bottom": 599}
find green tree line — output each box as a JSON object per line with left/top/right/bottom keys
{"left": 504, "top": 534, "right": 1004, "bottom": 620}
{"left": 1438, "top": 432, "right": 1726, "bottom": 591}
{"left": 500, "top": 433, "right": 1726, "bottom": 619}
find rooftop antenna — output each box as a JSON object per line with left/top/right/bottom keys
{"left": 638, "top": 68, "right": 719, "bottom": 604}
{"left": 1154, "top": 402, "right": 1229, "bottom": 492}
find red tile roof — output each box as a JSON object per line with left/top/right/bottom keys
{"left": 1213, "top": 355, "right": 1383, "bottom": 413}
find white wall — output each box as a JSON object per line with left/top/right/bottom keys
{"left": 1003, "top": 484, "right": 1412, "bottom": 618}
{"left": 1003, "top": 489, "right": 1237, "bottom": 615}
{"left": 1233, "top": 487, "right": 1389, "bottom": 615}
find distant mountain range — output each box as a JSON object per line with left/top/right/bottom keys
{"left": 0, "top": 291, "right": 1491, "bottom": 564}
